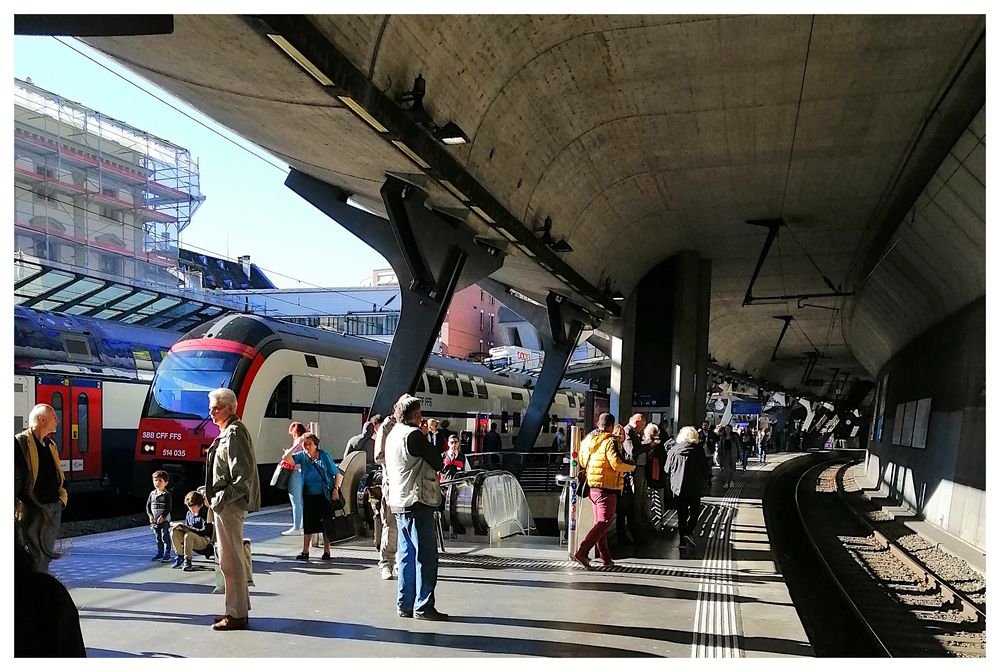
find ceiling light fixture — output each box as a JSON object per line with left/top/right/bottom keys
{"left": 439, "top": 179, "right": 470, "bottom": 202}
{"left": 267, "top": 34, "right": 334, "bottom": 86}
{"left": 470, "top": 205, "right": 496, "bottom": 224}
{"left": 338, "top": 96, "right": 388, "bottom": 133}
{"left": 611, "top": 290, "right": 626, "bottom": 301}
{"left": 391, "top": 140, "right": 431, "bottom": 169}
{"left": 433, "top": 121, "right": 469, "bottom": 145}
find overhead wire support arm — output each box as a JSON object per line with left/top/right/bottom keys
{"left": 742, "top": 217, "right": 854, "bottom": 306}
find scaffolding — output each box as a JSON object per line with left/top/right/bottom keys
{"left": 13, "top": 77, "right": 205, "bottom": 288}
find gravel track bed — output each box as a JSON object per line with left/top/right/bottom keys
{"left": 841, "top": 463, "right": 986, "bottom": 608}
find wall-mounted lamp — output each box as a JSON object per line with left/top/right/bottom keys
{"left": 433, "top": 121, "right": 469, "bottom": 145}
{"left": 397, "top": 74, "right": 427, "bottom": 113}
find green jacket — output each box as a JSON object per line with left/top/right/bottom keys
{"left": 205, "top": 417, "right": 260, "bottom": 514}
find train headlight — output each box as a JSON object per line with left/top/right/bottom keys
{"left": 141, "top": 442, "right": 156, "bottom": 455}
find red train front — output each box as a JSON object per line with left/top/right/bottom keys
{"left": 133, "top": 336, "right": 261, "bottom": 496}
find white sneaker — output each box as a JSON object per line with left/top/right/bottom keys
{"left": 281, "top": 527, "right": 301, "bottom": 536}
{"left": 380, "top": 567, "right": 393, "bottom": 580}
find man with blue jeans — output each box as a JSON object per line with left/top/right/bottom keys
{"left": 384, "top": 394, "right": 448, "bottom": 621}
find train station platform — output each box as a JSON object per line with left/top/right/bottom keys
{"left": 54, "top": 454, "right": 814, "bottom": 658}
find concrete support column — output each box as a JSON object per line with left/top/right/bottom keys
{"left": 624, "top": 251, "right": 711, "bottom": 434}
{"left": 609, "top": 293, "right": 636, "bottom": 422}
{"left": 669, "top": 251, "right": 711, "bottom": 430}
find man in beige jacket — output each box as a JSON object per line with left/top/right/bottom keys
{"left": 205, "top": 388, "right": 260, "bottom": 631}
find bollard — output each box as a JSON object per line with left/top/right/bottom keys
{"left": 566, "top": 425, "right": 582, "bottom": 559}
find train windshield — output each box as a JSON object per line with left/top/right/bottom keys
{"left": 144, "top": 349, "right": 243, "bottom": 419}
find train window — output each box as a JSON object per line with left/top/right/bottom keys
{"left": 77, "top": 393, "right": 88, "bottom": 454}
{"left": 416, "top": 375, "right": 425, "bottom": 393}
{"left": 476, "top": 382, "right": 488, "bottom": 399}
{"left": 62, "top": 334, "right": 93, "bottom": 362}
{"left": 513, "top": 412, "right": 521, "bottom": 428}
{"left": 550, "top": 414, "right": 558, "bottom": 434}
{"left": 511, "top": 392, "right": 524, "bottom": 401}
{"left": 460, "top": 378, "right": 474, "bottom": 398}
{"left": 265, "top": 376, "right": 292, "bottom": 418}
{"left": 427, "top": 373, "right": 443, "bottom": 395}
{"left": 444, "top": 375, "right": 459, "bottom": 396}
{"left": 304, "top": 355, "right": 319, "bottom": 369}
{"left": 360, "top": 358, "right": 381, "bottom": 387}
{"left": 133, "top": 348, "right": 155, "bottom": 380}
{"left": 500, "top": 411, "right": 509, "bottom": 433}
{"left": 567, "top": 395, "right": 576, "bottom": 408}
{"left": 51, "top": 392, "right": 63, "bottom": 454}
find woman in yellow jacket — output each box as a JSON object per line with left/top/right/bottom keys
{"left": 572, "top": 412, "right": 635, "bottom": 569}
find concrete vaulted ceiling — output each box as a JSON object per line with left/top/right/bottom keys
{"left": 83, "top": 14, "right": 985, "bottom": 397}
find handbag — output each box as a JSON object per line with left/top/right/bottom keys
{"left": 307, "top": 452, "right": 345, "bottom": 511}
{"left": 269, "top": 462, "right": 291, "bottom": 490}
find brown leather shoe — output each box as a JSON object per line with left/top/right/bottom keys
{"left": 212, "top": 616, "right": 249, "bottom": 631}
{"left": 213, "top": 614, "right": 227, "bottom": 623}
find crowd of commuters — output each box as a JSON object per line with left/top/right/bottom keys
{"left": 16, "top": 383, "right": 785, "bottom": 652}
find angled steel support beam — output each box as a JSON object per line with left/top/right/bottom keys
{"left": 514, "top": 293, "right": 591, "bottom": 451}
{"left": 252, "top": 15, "right": 619, "bottom": 318}
{"left": 286, "top": 169, "right": 504, "bottom": 415}
{"left": 480, "top": 278, "right": 597, "bottom": 451}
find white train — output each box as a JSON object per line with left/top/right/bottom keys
{"left": 135, "top": 312, "right": 587, "bottom": 503}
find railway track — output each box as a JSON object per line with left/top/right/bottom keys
{"left": 797, "top": 460, "right": 986, "bottom": 657}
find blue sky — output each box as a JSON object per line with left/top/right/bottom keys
{"left": 13, "top": 36, "right": 388, "bottom": 289}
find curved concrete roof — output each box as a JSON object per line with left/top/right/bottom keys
{"left": 83, "top": 14, "right": 985, "bottom": 396}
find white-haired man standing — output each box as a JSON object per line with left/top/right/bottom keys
{"left": 385, "top": 394, "right": 448, "bottom": 621}
{"left": 205, "top": 388, "right": 260, "bottom": 631}
{"left": 14, "top": 404, "right": 67, "bottom": 573}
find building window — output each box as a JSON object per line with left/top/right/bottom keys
{"left": 480, "top": 311, "right": 484, "bottom": 331}
{"left": 489, "top": 313, "right": 494, "bottom": 335}
{"left": 98, "top": 252, "right": 123, "bottom": 275}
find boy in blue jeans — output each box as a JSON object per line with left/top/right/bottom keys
{"left": 147, "top": 470, "right": 173, "bottom": 562}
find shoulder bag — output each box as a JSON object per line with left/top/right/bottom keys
{"left": 269, "top": 461, "right": 292, "bottom": 490}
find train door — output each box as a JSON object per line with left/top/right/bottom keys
{"left": 35, "top": 377, "right": 103, "bottom": 485}
{"left": 474, "top": 413, "right": 491, "bottom": 453}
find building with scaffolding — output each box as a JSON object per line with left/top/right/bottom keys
{"left": 13, "top": 77, "right": 205, "bottom": 288}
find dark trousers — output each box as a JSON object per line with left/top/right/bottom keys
{"left": 675, "top": 496, "right": 701, "bottom": 539}
{"left": 616, "top": 476, "right": 644, "bottom": 543}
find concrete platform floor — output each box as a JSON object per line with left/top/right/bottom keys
{"left": 53, "top": 454, "right": 813, "bottom": 658}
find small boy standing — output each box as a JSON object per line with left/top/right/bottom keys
{"left": 147, "top": 470, "right": 173, "bottom": 562}
{"left": 170, "top": 490, "right": 214, "bottom": 571}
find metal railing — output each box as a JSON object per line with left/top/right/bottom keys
{"left": 465, "top": 451, "right": 567, "bottom": 493}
